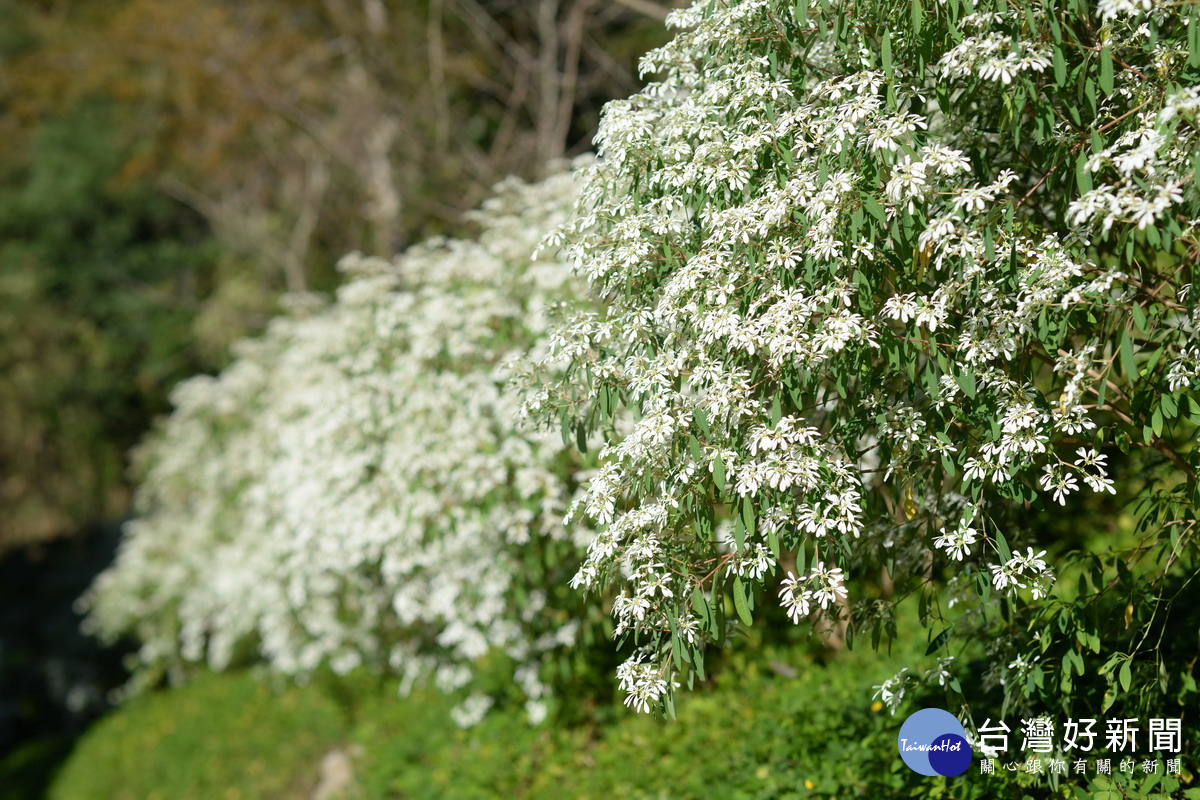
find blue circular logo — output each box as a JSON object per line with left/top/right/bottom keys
{"left": 897, "top": 708, "right": 973, "bottom": 777}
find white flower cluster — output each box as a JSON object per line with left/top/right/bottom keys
{"left": 84, "top": 167, "right": 593, "bottom": 721}
{"left": 990, "top": 547, "right": 1053, "bottom": 600}
{"left": 529, "top": 0, "right": 1199, "bottom": 711}
{"left": 778, "top": 561, "right": 848, "bottom": 623}
{"left": 616, "top": 652, "right": 670, "bottom": 714}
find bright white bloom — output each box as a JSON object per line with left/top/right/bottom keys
{"left": 527, "top": 0, "right": 1196, "bottom": 707}
{"left": 935, "top": 525, "right": 979, "bottom": 561}
{"left": 873, "top": 668, "right": 911, "bottom": 714}
{"left": 778, "top": 571, "right": 813, "bottom": 624}
{"left": 84, "top": 167, "right": 595, "bottom": 716}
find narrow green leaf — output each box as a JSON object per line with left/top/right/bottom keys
{"left": 669, "top": 616, "right": 683, "bottom": 671}
{"left": 1132, "top": 302, "right": 1147, "bottom": 333}
{"left": 862, "top": 193, "right": 887, "bottom": 223}
{"left": 739, "top": 498, "right": 756, "bottom": 541}
{"left": 1161, "top": 394, "right": 1178, "bottom": 419}
{"left": 956, "top": 369, "right": 977, "bottom": 399}
{"left": 1099, "top": 46, "right": 1114, "bottom": 95}
{"left": 1053, "top": 46, "right": 1066, "bottom": 85}
{"left": 691, "top": 589, "right": 714, "bottom": 634}
{"left": 1119, "top": 660, "right": 1132, "bottom": 692}
{"left": 560, "top": 411, "right": 572, "bottom": 448}
{"left": 1120, "top": 329, "right": 1138, "bottom": 384}
{"left": 925, "top": 626, "right": 951, "bottom": 655}
{"left": 733, "top": 577, "right": 754, "bottom": 626}
{"left": 1191, "top": 9, "right": 1200, "bottom": 68}
{"left": 994, "top": 530, "right": 1012, "bottom": 563}
{"left": 713, "top": 452, "right": 726, "bottom": 494}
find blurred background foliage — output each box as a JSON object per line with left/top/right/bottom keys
{"left": 0, "top": 0, "right": 677, "bottom": 792}
{"left": 0, "top": 0, "right": 675, "bottom": 554}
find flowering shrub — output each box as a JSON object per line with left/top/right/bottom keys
{"left": 527, "top": 0, "right": 1200, "bottom": 717}
{"left": 84, "top": 168, "right": 592, "bottom": 724}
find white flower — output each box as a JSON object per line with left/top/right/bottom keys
{"left": 616, "top": 654, "right": 668, "bottom": 714}
{"left": 873, "top": 668, "right": 910, "bottom": 714}
{"left": 808, "top": 561, "right": 849, "bottom": 609}
{"left": 86, "top": 168, "right": 593, "bottom": 719}
{"left": 778, "top": 571, "right": 813, "bottom": 624}
{"left": 935, "top": 525, "right": 979, "bottom": 561}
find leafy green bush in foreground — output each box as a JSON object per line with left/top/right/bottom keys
{"left": 49, "top": 671, "right": 347, "bottom": 800}
{"left": 50, "top": 607, "right": 1200, "bottom": 800}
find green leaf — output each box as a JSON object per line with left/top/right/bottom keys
{"left": 669, "top": 616, "right": 683, "bottom": 671}
{"left": 1132, "top": 302, "right": 1147, "bottom": 333}
{"left": 911, "top": 0, "right": 923, "bottom": 35}
{"left": 1161, "top": 394, "right": 1178, "bottom": 419}
{"left": 691, "top": 589, "right": 714, "bottom": 634}
{"left": 994, "top": 530, "right": 1012, "bottom": 563}
{"left": 1076, "top": 153, "right": 1093, "bottom": 194}
{"left": 1191, "top": 9, "right": 1200, "bottom": 68}
{"left": 713, "top": 452, "right": 726, "bottom": 494}
{"left": 862, "top": 193, "right": 887, "bottom": 223}
{"left": 733, "top": 577, "right": 754, "bottom": 626}
{"left": 1119, "top": 660, "right": 1132, "bottom": 692}
{"left": 1120, "top": 330, "right": 1138, "bottom": 384}
{"left": 956, "top": 369, "right": 976, "bottom": 399}
{"left": 560, "top": 411, "right": 572, "bottom": 448}
{"left": 739, "top": 498, "right": 756, "bottom": 541}
{"left": 925, "top": 626, "right": 951, "bottom": 655}
{"left": 1053, "top": 46, "right": 1067, "bottom": 85}
{"left": 881, "top": 31, "right": 893, "bottom": 78}
{"left": 1099, "top": 45, "right": 1114, "bottom": 95}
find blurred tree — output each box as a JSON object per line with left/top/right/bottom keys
{"left": 0, "top": 0, "right": 679, "bottom": 551}
{"left": 5, "top": 0, "right": 676, "bottom": 286}
{"left": 0, "top": 102, "right": 220, "bottom": 549}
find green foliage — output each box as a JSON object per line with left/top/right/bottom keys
{"left": 528, "top": 0, "right": 1200, "bottom": 729}
{"left": 48, "top": 671, "right": 348, "bottom": 800}
{"left": 0, "top": 101, "right": 222, "bottom": 549}
{"left": 45, "top": 613, "right": 1200, "bottom": 799}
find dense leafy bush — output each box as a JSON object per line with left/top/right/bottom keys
{"left": 54, "top": 628, "right": 1195, "bottom": 800}
{"left": 84, "top": 168, "right": 600, "bottom": 722}
{"left": 525, "top": 0, "right": 1200, "bottom": 730}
